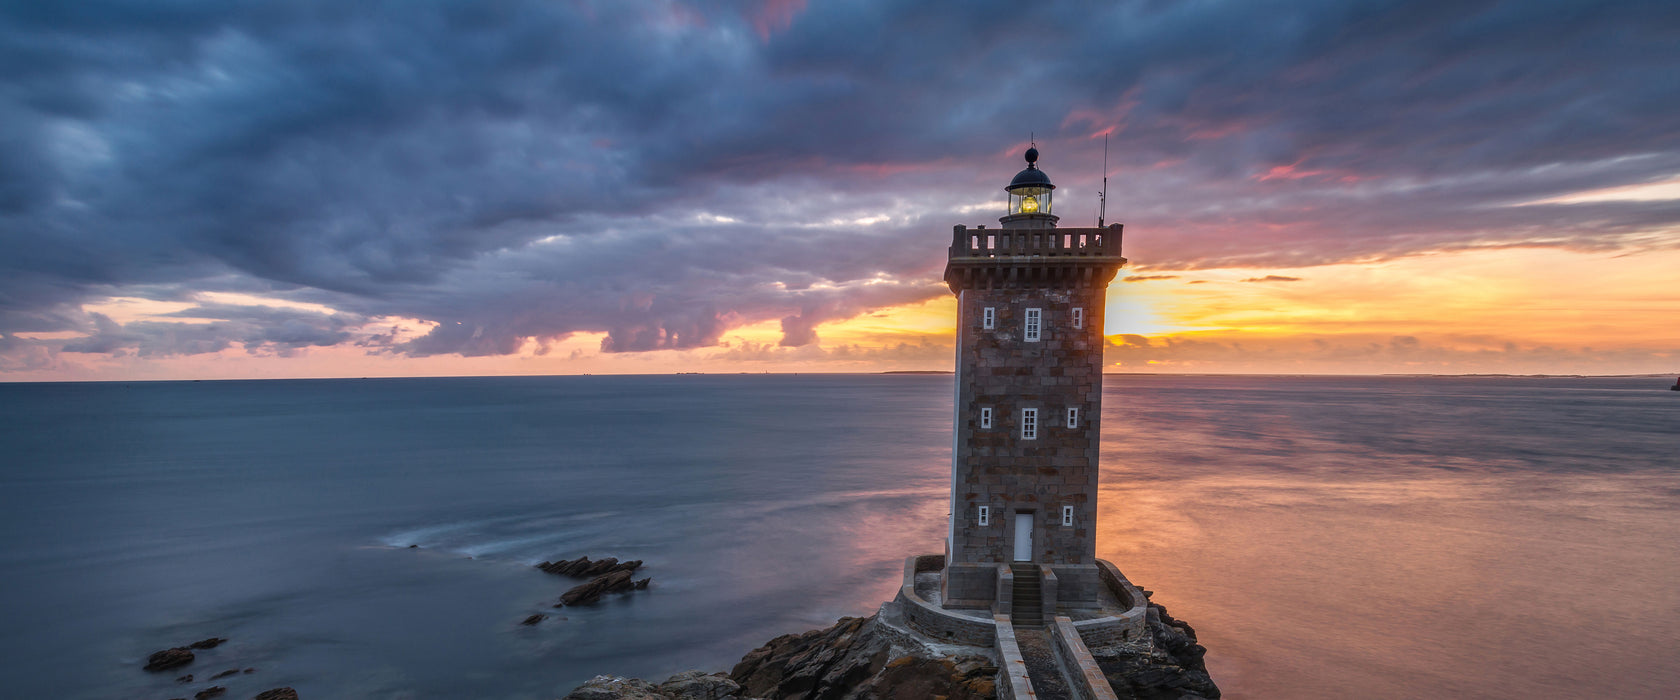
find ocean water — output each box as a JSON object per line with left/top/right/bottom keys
{"left": 0, "top": 374, "right": 1675, "bottom": 699}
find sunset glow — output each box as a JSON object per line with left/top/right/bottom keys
{"left": 2, "top": 2, "right": 1676, "bottom": 381}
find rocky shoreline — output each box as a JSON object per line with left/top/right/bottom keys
{"left": 562, "top": 596, "right": 1219, "bottom": 700}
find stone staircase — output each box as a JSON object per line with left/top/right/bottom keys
{"left": 1010, "top": 563, "right": 1043, "bottom": 629}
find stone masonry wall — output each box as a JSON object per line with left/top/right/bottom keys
{"left": 949, "top": 283, "right": 1106, "bottom": 568}
{"left": 1050, "top": 564, "right": 1100, "bottom": 607}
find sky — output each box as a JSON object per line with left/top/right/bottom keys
{"left": 2, "top": 0, "right": 1678, "bottom": 380}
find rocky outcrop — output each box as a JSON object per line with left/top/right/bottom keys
{"left": 188, "top": 637, "right": 227, "bottom": 650}
{"left": 538, "top": 556, "right": 643, "bottom": 578}
{"left": 1091, "top": 602, "right": 1221, "bottom": 700}
{"left": 563, "top": 601, "right": 1219, "bottom": 700}
{"left": 557, "top": 569, "right": 651, "bottom": 607}
{"left": 538, "top": 556, "right": 653, "bottom": 607}
{"left": 564, "top": 614, "right": 996, "bottom": 700}
{"left": 564, "top": 671, "right": 742, "bottom": 700}
{"left": 192, "top": 686, "right": 225, "bottom": 700}
{"left": 729, "top": 616, "right": 995, "bottom": 700}
{"left": 253, "top": 688, "right": 299, "bottom": 700}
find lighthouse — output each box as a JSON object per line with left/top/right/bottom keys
{"left": 939, "top": 145, "right": 1128, "bottom": 620}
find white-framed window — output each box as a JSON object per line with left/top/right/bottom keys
{"left": 978, "top": 505, "right": 991, "bottom": 527}
{"left": 1021, "top": 408, "right": 1038, "bottom": 440}
{"left": 982, "top": 307, "right": 996, "bottom": 329}
{"left": 1072, "top": 307, "right": 1084, "bottom": 329}
{"left": 1066, "top": 407, "right": 1079, "bottom": 429}
{"left": 1062, "top": 505, "right": 1074, "bottom": 527}
{"left": 979, "top": 406, "right": 993, "bottom": 429}
{"left": 1024, "top": 308, "right": 1042, "bottom": 342}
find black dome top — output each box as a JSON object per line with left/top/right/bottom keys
{"left": 1009, "top": 166, "right": 1054, "bottom": 190}
{"left": 1008, "top": 145, "right": 1054, "bottom": 191}
{"left": 1009, "top": 168, "right": 1054, "bottom": 193}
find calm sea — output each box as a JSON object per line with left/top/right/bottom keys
{"left": 0, "top": 375, "right": 1675, "bottom": 699}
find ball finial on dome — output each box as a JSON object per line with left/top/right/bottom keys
{"left": 1024, "top": 146, "right": 1039, "bottom": 166}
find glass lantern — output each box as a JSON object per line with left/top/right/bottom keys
{"left": 1008, "top": 186, "right": 1053, "bottom": 216}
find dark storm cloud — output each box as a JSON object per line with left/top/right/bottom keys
{"left": 59, "top": 303, "right": 360, "bottom": 357}
{"left": 365, "top": 215, "right": 948, "bottom": 356}
{"left": 2, "top": 0, "right": 1677, "bottom": 361}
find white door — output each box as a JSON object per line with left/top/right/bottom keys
{"left": 1012, "top": 511, "right": 1033, "bottom": 562}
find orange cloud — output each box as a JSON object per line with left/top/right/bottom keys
{"left": 1257, "top": 161, "right": 1327, "bottom": 181}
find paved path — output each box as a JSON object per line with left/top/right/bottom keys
{"left": 1013, "top": 628, "right": 1073, "bottom": 700}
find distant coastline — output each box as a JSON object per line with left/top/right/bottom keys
{"left": 4, "top": 371, "right": 1677, "bottom": 385}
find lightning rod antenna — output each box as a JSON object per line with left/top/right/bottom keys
{"left": 1097, "top": 134, "right": 1109, "bottom": 228}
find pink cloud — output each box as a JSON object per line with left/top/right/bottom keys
{"left": 1257, "top": 161, "right": 1327, "bottom": 181}
{"left": 1061, "top": 90, "right": 1140, "bottom": 139}
{"left": 752, "top": 0, "right": 807, "bottom": 41}
{"left": 1254, "top": 159, "right": 1374, "bottom": 184}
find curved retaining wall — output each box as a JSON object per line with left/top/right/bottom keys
{"left": 895, "top": 554, "right": 997, "bottom": 647}
{"left": 894, "top": 555, "right": 1149, "bottom": 650}
{"left": 1068, "top": 559, "right": 1149, "bottom": 648}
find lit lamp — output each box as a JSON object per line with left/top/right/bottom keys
{"left": 1003, "top": 145, "right": 1056, "bottom": 227}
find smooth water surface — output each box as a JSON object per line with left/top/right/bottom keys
{"left": 0, "top": 374, "right": 1675, "bottom": 699}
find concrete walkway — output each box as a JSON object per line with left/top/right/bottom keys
{"left": 1014, "top": 629, "right": 1074, "bottom": 700}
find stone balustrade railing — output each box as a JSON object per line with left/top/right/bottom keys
{"left": 950, "top": 224, "right": 1123, "bottom": 260}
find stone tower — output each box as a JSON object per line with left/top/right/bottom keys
{"left": 939, "top": 146, "right": 1126, "bottom": 611}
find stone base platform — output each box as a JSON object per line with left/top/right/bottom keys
{"left": 891, "top": 554, "right": 1148, "bottom": 700}
{"left": 893, "top": 554, "right": 1148, "bottom": 649}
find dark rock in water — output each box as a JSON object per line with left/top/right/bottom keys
{"left": 634, "top": 577, "right": 651, "bottom": 590}
{"left": 538, "top": 556, "right": 643, "bottom": 578}
{"left": 209, "top": 668, "right": 240, "bottom": 680}
{"left": 521, "top": 614, "right": 547, "bottom": 626}
{"left": 176, "top": 674, "right": 193, "bottom": 683}
{"left": 408, "top": 544, "right": 419, "bottom": 549}
{"left": 188, "top": 637, "right": 227, "bottom": 650}
{"left": 253, "top": 688, "right": 299, "bottom": 700}
{"left": 144, "top": 647, "right": 195, "bottom": 672}
{"left": 193, "top": 687, "right": 226, "bottom": 700}
{"left": 1092, "top": 602, "right": 1222, "bottom": 700}
{"left": 244, "top": 668, "right": 257, "bottom": 674}
{"left": 557, "top": 569, "right": 641, "bottom": 606}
